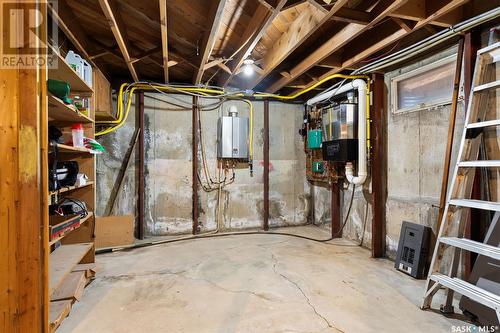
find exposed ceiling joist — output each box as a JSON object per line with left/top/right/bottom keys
{"left": 266, "top": 0, "right": 409, "bottom": 93}
{"left": 391, "top": 17, "right": 415, "bottom": 32}
{"left": 218, "top": 0, "right": 288, "bottom": 87}
{"left": 159, "top": 0, "right": 169, "bottom": 83}
{"left": 290, "top": 0, "right": 471, "bottom": 95}
{"left": 130, "top": 46, "right": 162, "bottom": 64}
{"left": 389, "top": 0, "right": 467, "bottom": 28}
{"left": 282, "top": 0, "right": 307, "bottom": 11}
{"left": 246, "top": 0, "right": 350, "bottom": 89}
{"left": 193, "top": 0, "right": 227, "bottom": 84}
{"left": 330, "top": 7, "right": 372, "bottom": 25}
{"left": 289, "top": 28, "right": 406, "bottom": 95}
{"left": 307, "top": 0, "right": 328, "bottom": 13}
{"left": 98, "top": 0, "right": 139, "bottom": 81}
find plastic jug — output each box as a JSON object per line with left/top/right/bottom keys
{"left": 82, "top": 59, "right": 92, "bottom": 88}
{"left": 65, "top": 50, "right": 84, "bottom": 79}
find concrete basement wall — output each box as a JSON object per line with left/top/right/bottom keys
{"left": 96, "top": 94, "right": 308, "bottom": 236}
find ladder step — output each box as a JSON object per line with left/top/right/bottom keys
{"left": 467, "top": 119, "right": 500, "bottom": 129}
{"left": 458, "top": 160, "right": 500, "bottom": 167}
{"left": 439, "top": 237, "right": 500, "bottom": 260}
{"left": 429, "top": 273, "right": 500, "bottom": 312}
{"left": 449, "top": 199, "right": 500, "bottom": 212}
{"left": 473, "top": 80, "right": 500, "bottom": 93}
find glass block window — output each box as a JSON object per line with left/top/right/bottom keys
{"left": 391, "top": 55, "right": 457, "bottom": 113}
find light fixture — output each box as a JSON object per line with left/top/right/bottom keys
{"left": 242, "top": 58, "right": 255, "bottom": 76}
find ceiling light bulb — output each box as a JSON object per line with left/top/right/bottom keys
{"left": 242, "top": 64, "right": 254, "bottom": 76}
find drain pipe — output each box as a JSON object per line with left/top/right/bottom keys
{"left": 306, "top": 79, "right": 368, "bottom": 185}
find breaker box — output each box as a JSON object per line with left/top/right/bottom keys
{"left": 394, "top": 221, "right": 431, "bottom": 279}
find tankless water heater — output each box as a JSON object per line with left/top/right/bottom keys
{"left": 217, "top": 106, "right": 249, "bottom": 160}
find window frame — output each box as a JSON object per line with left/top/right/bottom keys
{"left": 390, "top": 55, "right": 457, "bottom": 114}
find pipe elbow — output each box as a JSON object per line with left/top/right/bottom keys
{"left": 345, "top": 162, "right": 367, "bottom": 185}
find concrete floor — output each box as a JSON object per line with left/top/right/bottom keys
{"left": 59, "top": 226, "right": 463, "bottom": 333}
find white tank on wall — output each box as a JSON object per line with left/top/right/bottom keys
{"left": 217, "top": 106, "right": 249, "bottom": 160}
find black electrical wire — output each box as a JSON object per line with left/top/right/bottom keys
{"left": 96, "top": 184, "right": 358, "bottom": 254}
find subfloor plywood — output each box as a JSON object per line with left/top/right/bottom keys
{"left": 58, "top": 226, "right": 464, "bottom": 333}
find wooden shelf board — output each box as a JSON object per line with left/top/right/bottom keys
{"left": 49, "top": 181, "right": 94, "bottom": 196}
{"left": 48, "top": 47, "right": 93, "bottom": 94}
{"left": 49, "top": 243, "right": 93, "bottom": 296}
{"left": 49, "top": 300, "right": 72, "bottom": 333}
{"left": 50, "top": 143, "right": 92, "bottom": 154}
{"left": 49, "top": 212, "right": 94, "bottom": 246}
{"left": 48, "top": 94, "right": 93, "bottom": 124}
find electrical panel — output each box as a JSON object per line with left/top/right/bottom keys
{"left": 217, "top": 107, "right": 249, "bottom": 160}
{"left": 394, "top": 221, "right": 431, "bottom": 279}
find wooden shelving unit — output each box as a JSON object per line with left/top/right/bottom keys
{"left": 47, "top": 43, "right": 97, "bottom": 332}
{"left": 48, "top": 94, "right": 93, "bottom": 124}
{"left": 48, "top": 46, "right": 94, "bottom": 94}
{"left": 49, "top": 212, "right": 94, "bottom": 246}
{"left": 49, "top": 181, "right": 94, "bottom": 196}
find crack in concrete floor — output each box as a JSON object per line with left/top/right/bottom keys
{"left": 270, "top": 253, "right": 344, "bottom": 333}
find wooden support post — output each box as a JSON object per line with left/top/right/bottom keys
{"left": 192, "top": 96, "right": 199, "bottom": 234}
{"left": 137, "top": 92, "right": 145, "bottom": 240}
{"left": 263, "top": 100, "right": 270, "bottom": 230}
{"left": 1, "top": 1, "right": 47, "bottom": 330}
{"left": 436, "top": 39, "right": 465, "bottom": 233}
{"left": 331, "top": 180, "right": 341, "bottom": 238}
{"left": 371, "top": 73, "right": 386, "bottom": 257}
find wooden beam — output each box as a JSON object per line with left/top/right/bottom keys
{"left": 1, "top": 2, "right": 46, "bottom": 331}
{"left": 247, "top": 0, "right": 349, "bottom": 89}
{"left": 218, "top": 0, "right": 287, "bottom": 87}
{"left": 330, "top": 7, "right": 372, "bottom": 25}
{"left": 159, "top": 0, "right": 169, "bottom": 83}
{"left": 282, "top": 0, "right": 307, "bottom": 11}
{"left": 307, "top": 0, "right": 328, "bottom": 13}
{"left": 286, "top": 0, "right": 469, "bottom": 95}
{"left": 391, "top": 17, "right": 414, "bottom": 33}
{"left": 48, "top": 2, "right": 98, "bottom": 68}
{"left": 389, "top": 0, "right": 467, "bottom": 28}
{"left": 98, "top": 0, "right": 139, "bottom": 81}
{"left": 266, "top": 0, "right": 409, "bottom": 93}
{"left": 413, "top": 0, "right": 469, "bottom": 29}
{"left": 193, "top": 0, "right": 227, "bottom": 84}
{"left": 289, "top": 28, "right": 406, "bottom": 95}
{"left": 129, "top": 46, "right": 162, "bottom": 64}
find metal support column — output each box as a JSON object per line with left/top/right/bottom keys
{"left": 371, "top": 73, "right": 386, "bottom": 257}
{"left": 263, "top": 100, "right": 270, "bottom": 230}
{"left": 192, "top": 96, "right": 199, "bottom": 234}
{"left": 137, "top": 91, "right": 145, "bottom": 240}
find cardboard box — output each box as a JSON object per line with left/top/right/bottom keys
{"left": 95, "top": 215, "right": 134, "bottom": 249}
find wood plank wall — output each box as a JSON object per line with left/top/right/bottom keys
{"left": 0, "top": 0, "right": 47, "bottom": 331}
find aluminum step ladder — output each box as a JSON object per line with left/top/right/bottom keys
{"left": 421, "top": 41, "right": 500, "bottom": 321}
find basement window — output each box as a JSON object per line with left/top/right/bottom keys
{"left": 391, "top": 55, "right": 457, "bottom": 114}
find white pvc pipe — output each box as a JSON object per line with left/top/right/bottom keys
{"left": 306, "top": 79, "right": 367, "bottom": 185}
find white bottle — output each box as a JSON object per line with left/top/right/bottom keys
{"left": 82, "top": 59, "right": 92, "bottom": 88}
{"left": 65, "top": 50, "right": 84, "bottom": 79}
{"left": 71, "top": 124, "right": 85, "bottom": 148}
